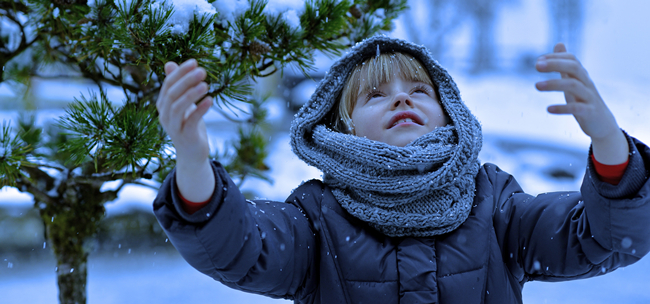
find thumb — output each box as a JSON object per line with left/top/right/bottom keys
{"left": 184, "top": 96, "right": 212, "bottom": 130}
{"left": 164, "top": 61, "right": 179, "bottom": 75}
{"left": 553, "top": 42, "right": 567, "bottom": 53}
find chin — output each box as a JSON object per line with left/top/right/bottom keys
{"left": 383, "top": 128, "right": 430, "bottom": 147}
{"left": 388, "top": 136, "right": 419, "bottom": 147}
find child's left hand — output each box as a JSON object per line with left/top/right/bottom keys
{"left": 535, "top": 43, "right": 629, "bottom": 165}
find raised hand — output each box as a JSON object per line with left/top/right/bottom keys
{"left": 156, "top": 59, "right": 212, "bottom": 165}
{"left": 535, "top": 43, "right": 629, "bottom": 165}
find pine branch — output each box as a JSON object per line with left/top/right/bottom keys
{"left": 0, "top": 121, "right": 35, "bottom": 187}
{"left": 69, "top": 165, "right": 159, "bottom": 187}
{"left": 14, "top": 175, "right": 58, "bottom": 206}
{"left": 126, "top": 179, "right": 159, "bottom": 190}
{"left": 30, "top": 161, "right": 66, "bottom": 172}
{"left": 0, "top": 0, "right": 28, "bottom": 12}
{"left": 70, "top": 172, "right": 131, "bottom": 185}
{"left": 30, "top": 46, "right": 141, "bottom": 93}
{"left": 0, "top": 8, "right": 40, "bottom": 81}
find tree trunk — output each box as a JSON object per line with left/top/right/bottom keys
{"left": 47, "top": 213, "right": 91, "bottom": 304}
{"left": 470, "top": 1, "right": 496, "bottom": 73}
{"left": 40, "top": 185, "right": 106, "bottom": 304}
{"left": 55, "top": 248, "right": 88, "bottom": 304}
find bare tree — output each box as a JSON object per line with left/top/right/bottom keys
{"left": 548, "top": 0, "right": 584, "bottom": 56}
{"left": 402, "top": 0, "right": 518, "bottom": 73}
{"left": 402, "top": 0, "right": 464, "bottom": 64}
{"left": 460, "top": 0, "right": 506, "bottom": 73}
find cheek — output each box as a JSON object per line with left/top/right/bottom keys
{"left": 350, "top": 107, "right": 374, "bottom": 136}
{"left": 350, "top": 101, "right": 364, "bottom": 124}
{"left": 350, "top": 109, "right": 363, "bottom": 131}
{"left": 432, "top": 102, "right": 450, "bottom": 125}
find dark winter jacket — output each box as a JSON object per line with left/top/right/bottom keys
{"left": 153, "top": 134, "right": 650, "bottom": 304}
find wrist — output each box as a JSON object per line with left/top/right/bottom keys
{"left": 591, "top": 129, "right": 629, "bottom": 165}
{"left": 175, "top": 151, "right": 210, "bottom": 169}
{"left": 590, "top": 123, "right": 621, "bottom": 144}
{"left": 175, "top": 156, "right": 215, "bottom": 203}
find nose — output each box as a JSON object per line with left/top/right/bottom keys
{"left": 391, "top": 92, "right": 413, "bottom": 109}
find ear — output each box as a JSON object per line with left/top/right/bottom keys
{"left": 332, "top": 116, "right": 355, "bottom": 135}
{"left": 346, "top": 118, "right": 356, "bottom": 135}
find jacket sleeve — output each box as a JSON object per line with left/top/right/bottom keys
{"left": 152, "top": 160, "right": 318, "bottom": 300}
{"left": 492, "top": 132, "right": 650, "bottom": 283}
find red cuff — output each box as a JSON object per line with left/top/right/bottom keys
{"left": 591, "top": 154, "right": 628, "bottom": 185}
{"left": 176, "top": 182, "right": 210, "bottom": 215}
{"left": 180, "top": 195, "right": 209, "bottom": 215}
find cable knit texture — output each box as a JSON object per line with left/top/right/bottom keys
{"left": 290, "top": 36, "right": 483, "bottom": 237}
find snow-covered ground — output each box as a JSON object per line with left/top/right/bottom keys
{"left": 2, "top": 0, "right": 650, "bottom": 303}
{"left": 1, "top": 249, "right": 649, "bottom": 304}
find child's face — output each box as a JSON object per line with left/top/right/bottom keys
{"left": 351, "top": 76, "right": 448, "bottom": 147}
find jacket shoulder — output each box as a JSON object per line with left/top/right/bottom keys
{"left": 285, "top": 179, "right": 328, "bottom": 219}
{"left": 478, "top": 162, "right": 509, "bottom": 182}
{"left": 475, "top": 162, "right": 523, "bottom": 196}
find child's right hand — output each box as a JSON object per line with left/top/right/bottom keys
{"left": 156, "top": 59, "right": 213, "bottom": 165}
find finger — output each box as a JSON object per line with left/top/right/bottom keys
{"left": 537, "top": 52, "right": 577, "bottom": 61}
{"left": 542, "top": 43, "right": 577, "bottom": 105}
{"left": 157, "top": 62, "right": 179, "bottom": 111}
{"left": 547, "top": 103, "right": 588, "bottom": 115}
{"left": 552, "top": 43, "right": 570, "bottom": 80}
{"left": 166, "top": 67, "right": 207, "bottom": 105}
{"left": 164, "top": 61, "right": 179, "bottom": 75}
{"left": 170, "top": 81, "right": 208, "bottom": 131}
{"left": 537, "top": 43, "right": 573, "bottom": 61}
{"left": 168, "top": 82, "right": 209, "bottom": 134}
{"left": 160, "top": 59, "right": 198, "bottom": 98}
{"left": 535, "top": 78, "right": 594, "bottom": 101}
{"left": 161, "top": 66, "right": 206, "bottom": 127}
{"left": 159, "top": 60, "right": 199, "bottom": 126}
{"left": 535, "top": 59, "right": 593, "bottom": 87}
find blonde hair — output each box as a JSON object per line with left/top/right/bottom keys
{"left": 333, "top": 52, "right": 436, "bottom": 134}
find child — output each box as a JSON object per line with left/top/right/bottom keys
{"left": 153, "top": 36, "right": 650, "bottom": 303}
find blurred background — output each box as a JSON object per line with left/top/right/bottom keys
{"left": 1, "top": 0, "right": 649, "bottom": 303}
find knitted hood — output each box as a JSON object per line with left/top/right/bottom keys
{"left": 290, "top": 35, "right": 480, "bottom": 172}
{"left": 289, "top": 35, "right": 483, "bottom": 237}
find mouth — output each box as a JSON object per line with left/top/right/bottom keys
{"left": 388, "top": 111, "right": 424, "bottom": 129}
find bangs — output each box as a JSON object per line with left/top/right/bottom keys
{"left": 352, "top": 53, "right": 434, "bottom": 100}
{"left": 334, "top": 52, "right": 435, "bottom": 134}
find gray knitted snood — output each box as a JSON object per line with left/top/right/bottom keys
{"left": 290, "top": 36, "right": 483, "bottom": 237}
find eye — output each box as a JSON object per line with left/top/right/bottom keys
{"left": 366, "top": 89, "right": 383, "bottom": 101}
{"left": 412, "top": 85, "right": 430, "bottom": 95}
